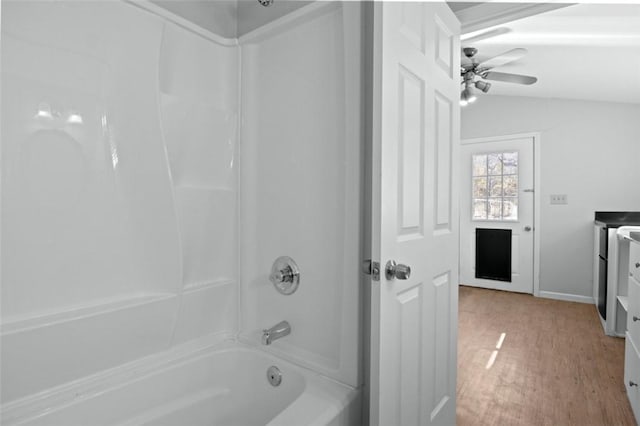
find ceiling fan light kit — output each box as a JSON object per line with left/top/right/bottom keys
{"left": 460, "top": 87, "right": 477, "bottom": 106}
{"left": 475, "top": 80, "right": 491, "bottom": 93}
{"left": 460, "top": 27, "right": 538, "bottom": 106}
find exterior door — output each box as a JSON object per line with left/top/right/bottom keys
{"left": 460, "top": 136, "right": 535, "bottom": 293}
{"left": 369, "top": 3, "right": 460, "bottom": 425}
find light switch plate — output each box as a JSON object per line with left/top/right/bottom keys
{"left": 550, "top": 194, "right": 568, "bottom": 205}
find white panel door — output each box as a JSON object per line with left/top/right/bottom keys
{"left": 369, "top": 3, "right": 460, "bottom": 425}
{"left": 460, "top": 136, "right": 535, "bottom": 293}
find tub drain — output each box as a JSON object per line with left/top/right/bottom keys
{"left": 267, "top": 366, "right": 282, "bottom": 387}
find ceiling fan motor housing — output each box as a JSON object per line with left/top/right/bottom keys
{"left": 463, "top": 47, "right": 477, "bottom": 58}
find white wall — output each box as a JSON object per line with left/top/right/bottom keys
{"left": 2, "top": 0, "right": 364, "bottom": 408}
{"left": 1, "top": 1, "right": 238, "bottom": 403}
{"left": 462, "top": 95, "right": 640, "bottom": 298}
{"left": 149, "top": 0, "right": 313, "bottom": 39}
{"left": 150, "top": 0, "right": 237, "bottom": 38}
{"left": 236, "top": 0, "right": 312, "bottom": 36}
{"left": 158, "top": 20, "right": 239, "bottom": 344}
{"left": 239, "top": 3, "right": 363, "bottom": 387}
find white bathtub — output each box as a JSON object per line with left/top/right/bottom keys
{"left": 1, "top": 341, "right": 361, "bottom": 426}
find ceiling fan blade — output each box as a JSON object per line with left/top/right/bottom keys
{"left": 477, "top": 48, "right": 528, "bottom": 70}
{"left": 483, "top": 71, "right": 538, "bottom": 85}
{"left": 461, "top": 27, "right": 511, "bottom": 45}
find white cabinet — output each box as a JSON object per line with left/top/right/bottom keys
{"left": 631, "top": 242, "right": 640, "bottom": 281}
{"left": 625, "top": 239, "right": 640, "bottom": 424}
{"left": 625, "top": 333, "right": 640, "bottom": 423}
{"left": 630, "top": 262, "right": 640, "bottom": 348}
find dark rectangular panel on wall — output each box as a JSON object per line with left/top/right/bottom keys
{"left": 475, "top": 228, "right": 511, "bottom": 282}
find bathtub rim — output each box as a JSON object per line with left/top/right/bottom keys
{"left": 0, "top": 334, "right": 357, "bottom": 426}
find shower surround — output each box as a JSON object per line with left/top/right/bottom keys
{"left": 1, "top": 1, "right": 363, "bottom": 424}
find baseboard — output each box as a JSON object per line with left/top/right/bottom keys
{"left": 537, "top": 291, "right": 594, "bottom": 304}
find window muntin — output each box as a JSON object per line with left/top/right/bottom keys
{"left": 472, "top": 152, "right": 518, "bottom": 221}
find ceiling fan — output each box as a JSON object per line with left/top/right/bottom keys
{"left": 460, "top": 27, "right": 538, "bottom": 106}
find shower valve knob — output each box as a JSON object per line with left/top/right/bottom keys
{"left": 269, "top": 256, "right": 300, "bottom": 295}
{"left": 270, "top": 266, "right": 294, "bottom": 284}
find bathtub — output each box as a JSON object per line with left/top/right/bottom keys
{"left": 1, "top": 340, "right": 361, "bottom": 426}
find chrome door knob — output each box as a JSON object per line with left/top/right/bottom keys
{"left": 385, "top": 260, "right": 411, "bottom": 280}
{"left": 524, "top": 226, "right": 532, "bottom": 232}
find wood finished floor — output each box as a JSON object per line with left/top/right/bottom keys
{"left": 457, "top": 286, "right": 636, "bottom": 426}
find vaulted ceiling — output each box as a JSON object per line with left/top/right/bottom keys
{"left": 457, "top": 3, "right": 640, "bottom": 104}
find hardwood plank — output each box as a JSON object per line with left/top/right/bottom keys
{"left": 457, "top": 286, "right": 636, "bottom": 426}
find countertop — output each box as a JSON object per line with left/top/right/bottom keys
{"left": 594, "top": 211, "right": 640, "bottom": 228}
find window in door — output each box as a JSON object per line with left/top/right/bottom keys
{"left": 472, "top": 151, "right": 518, "bottom": 221}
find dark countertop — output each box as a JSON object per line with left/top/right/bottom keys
{"left": 594, "top": 211, "right": 640, "bottom": 228}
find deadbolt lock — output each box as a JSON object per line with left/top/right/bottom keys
{"left": 363, "top": 259, "right": 381, "bottom": 281}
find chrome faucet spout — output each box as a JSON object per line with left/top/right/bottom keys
{"left": 262, "top": 320, "right": 291, "bottom": 345}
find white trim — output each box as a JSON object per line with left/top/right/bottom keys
{"left": 236, "top": 33, "right": 244, "bottom": 338}
{"left": 124, "top": 0, "right": 237, "bottom": 47}
{"left": 538, "top": 291, "right": 595, "bottom": 305}
{"left": 533, "top": 133, "right": 541, "bottom": 298}
{"left": 461, "top": 132, "right": 541, "bottom": 297}
{"left": 238, "top": 1, "right": 337, "bottom": 44}
{"left": 456, "top": 3, "right": 570, "bottom": 34}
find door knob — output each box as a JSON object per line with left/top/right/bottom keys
{"left": 633, "top": 316, "right": 639, "bottom": 322}
{"left": 630, "top": 381, "right": 639, "bottom": 387}
{"left": 385, "top": 260, "right": 411, "bottom": 280}
{"left": 524, "top": 226, "right": 532, "bottom": 232}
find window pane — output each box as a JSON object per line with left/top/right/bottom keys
{"left": 503, "top": 152, "right": 518, "bottom": 175}
{"left": 503, "top": 197, "right": 518, "bottom": 220}
{"left": 473, "top": 177, "right": 487, "bottom": 198}
{"left": 488, "top": 176, "right": 502, "bottom": 197}
{"left": 488, "top": 198, "right": 502, "bottom": 220}
{"left": 488, "top": 153, "right": 502, "bottom": 175}
{"left": 473, "top": 199, "right": 487, "bottom": 220}
{"left": 472, "top": 154, "right": 487, "bottom": 176}
{"left": 503, "top": 175, "right": 518, "bottom": 196}
{"left": 470, "top": 150, "right": 520, "bottom": 222}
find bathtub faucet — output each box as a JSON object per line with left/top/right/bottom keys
{"left": 262, "top": 321, "right": 291, "bottom": 345}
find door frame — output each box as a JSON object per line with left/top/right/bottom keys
{"left": 460, "top": 132, "right": 541, "bottom": 297}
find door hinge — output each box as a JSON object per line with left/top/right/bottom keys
{"left": 362, "top": 259, "right": 380, "bottom": 282}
